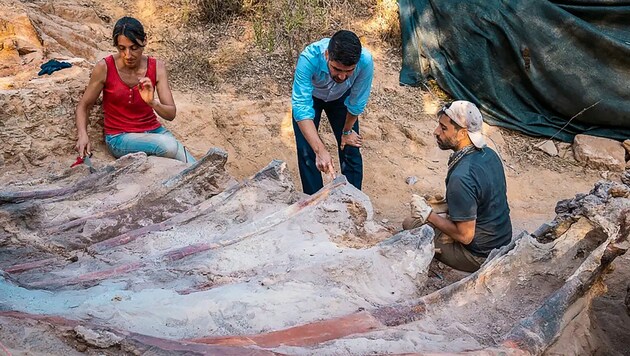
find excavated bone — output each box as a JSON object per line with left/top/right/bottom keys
{"left": 0, "top": 149, "right": 233, "bottom": 274}
{"left": 88, "top": 158, "right": 293, "bottom": 253}
{"left": 47, "top": 148, "right": 232, "bottom": 234}
{"left": 3, "top": 158, "right": 294, "bottom": 281}
{"left": 1, "top": 159, "right": 628, "bottom": 355}
{"left": 0, "top": 152, "right": 151, "bottom": 205}
{"left": 184, "top": 183, "right": 629, "bottom": 355}
{"left": 43, "top": 148, "right": 233, "bottom": 247}
{"left": 2, "top": 158, "right": 298, "bottom": 280}
{"left": 0, "top": 164, "right": 440, "bottom": 340}
{"left": 502, "top": 220, "right": 628, "bottom": 354}
{"left": 0, "top": 166, "right": 115, "bottom": 204}
{"left": 0, "top": 311, "right": 276, "bottom": 355}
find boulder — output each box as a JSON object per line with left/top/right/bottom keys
{"left": 572, "top": 134, "right": 626, "bottom": 171}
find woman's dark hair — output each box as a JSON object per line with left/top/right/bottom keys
{"left": 327, "top": 30, "right": 361, "bottom": 66}
{"left": 112, "top": 17, "right": 146, "bottom": 47}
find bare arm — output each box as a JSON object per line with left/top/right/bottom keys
{"left": 427, "top": 213, "right": 476, "bottom": 245}
{"left": 75, "top": 60, "right": 106, "bottom": 157}
{"left": 147, "top": 59, "right": 176, "bottom": 120}
{"left": 296, "top": 119, "right": 335, "bottom": 176}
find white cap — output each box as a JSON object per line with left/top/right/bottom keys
{"left": 442, "top": 100, "right": 486, "bottom": 148}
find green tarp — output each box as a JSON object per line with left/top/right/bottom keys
{"left": 399, "top": 0, "right": 630, "bottom": 141}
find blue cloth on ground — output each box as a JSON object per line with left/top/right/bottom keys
{"left": 38, "top": 60, "right": 72, "bottom": 76}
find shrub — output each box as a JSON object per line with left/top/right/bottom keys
{"left": 183, "top": 0, "right": 249, "bottom": 23}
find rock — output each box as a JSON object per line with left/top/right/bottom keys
{"left": 609, "top": 184, "right": 630, "bottom": 198}
{"left": 405, "top": 176, "right": 418, "bottom": 185}
{"left": 572, "top": 134, "right": 626, "bottom": 171}
{"left": 622, "top": 170, "right": 630, "bottom": 186}
{"left": 623, "top": 139, "right": 630, "bottom": 155}
{"left": 535, "top": 140, "right": 558, "bottom": 157}
{"left": 556, "top": 142, "right": 574, "bottom": 160}
{"left": 74, "top": 325, "right": 122, "bottom": 348}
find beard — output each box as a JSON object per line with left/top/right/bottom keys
{"left": 436, "top": 136, "right": 457, "bottom": 150}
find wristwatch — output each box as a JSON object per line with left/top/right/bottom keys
{"left": 342, "top": 129, "right": 354, "bottom": 135}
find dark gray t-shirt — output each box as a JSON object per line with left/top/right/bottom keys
{"left": 446, "top": 147, "right": 512, "bottom": 257}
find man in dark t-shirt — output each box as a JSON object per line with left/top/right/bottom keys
{"left": 403, "top": 100, "right": 512, "bottom": 272}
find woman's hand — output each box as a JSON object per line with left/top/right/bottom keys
{"left": 138, "top": 77, "right": 155, "bottom": 106}
{"left": 75, "top": 134, "right": 91, "bottom": 157}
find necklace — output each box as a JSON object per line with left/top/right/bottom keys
{"left": 447, "top": 144, "right": 478, "bottom": 172}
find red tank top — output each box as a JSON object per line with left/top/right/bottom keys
{"left": 102, "top": 55, "right": 161, "bottom": 135}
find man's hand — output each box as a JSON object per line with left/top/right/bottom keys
{"left": 138, "top": 77, "right": 155, "bottom": 106}
{"left": 340, "top": 130, "right": 363, "bottom": 150}
{"left": 75, "top": 134, "right": 91, "bottom": 158}
{"left": 315, "top": 149, "right": 336, "bottom": 178}
{"left": 410, "top": 194, "right": 433, "bottom": 225}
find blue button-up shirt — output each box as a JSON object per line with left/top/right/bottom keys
{"left": 292, "top": 38, "right": 374, "bottom": 121}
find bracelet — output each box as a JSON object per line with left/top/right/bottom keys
{"left": 342, "top": 129, "right": 354, "bottom": 135}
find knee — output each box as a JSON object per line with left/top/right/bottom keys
{"left": 342, "top": 146, "right": 362, "bottom": 163}
{"left": 342, "top": 145, "right": 360, "bottom": 155}
{"left": 153, "top": 137, "right": 179, "bottom": 158}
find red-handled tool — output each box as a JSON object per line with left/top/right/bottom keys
{"left": 71, "top": 153, "right": 96, "bottom": 173}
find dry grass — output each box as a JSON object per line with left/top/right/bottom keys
{"left": 367, "top": 0, "right": 401, "bottom": 47}
{"left": 157, "top": 29, "right": 221, "bottom": 90}
{"left": 250, "top": 0, "right": 371, "bottom": 58}
{"left": 181, "top": 0, "right": 252, "bottom": 24}
{"left": 148, "top": 0, "right": 404, "bottom": 95}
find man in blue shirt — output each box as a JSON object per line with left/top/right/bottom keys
{"left": 292, "top": 30, "right": 374, "bottom": 194}
{"left": 403, "top": 101, "right": 512, "bottom": 272}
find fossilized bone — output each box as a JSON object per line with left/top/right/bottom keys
{"left": 177, "top": 180, "right": 629, "bottom": 355}
{"left": 1, "top": 160, "right": 628, "bottom": 355}
{"left": 13, "top": 174, "right": 380, "bottom": 290}
{"left": 0, "top": 149, "right": 233, "bottom": 275}
{"left": 46, "top": 148, "right": 232, "bottom": 235}
{"left": 0, "top": 311, "right": 278, "bottom": 355}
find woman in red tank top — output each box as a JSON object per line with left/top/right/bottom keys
{"left": 74, "top": 17, "right": 195, "bottom": 163}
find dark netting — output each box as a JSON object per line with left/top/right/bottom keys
{"left": 399, "top": 0, "right": 630, "bottom": 141}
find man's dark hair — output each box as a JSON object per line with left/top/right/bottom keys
{"left": 112, "top": 17, "right": 146, "bottom": 47}
{"left": 327, "top": 30, "right": 362, "bottom": 66}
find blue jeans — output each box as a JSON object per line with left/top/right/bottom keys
{"left": 293, "top": 93, "right": 363, "bottom": 195}
{"left": 105, "top": 126, "right": 196, "bottom": 163}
